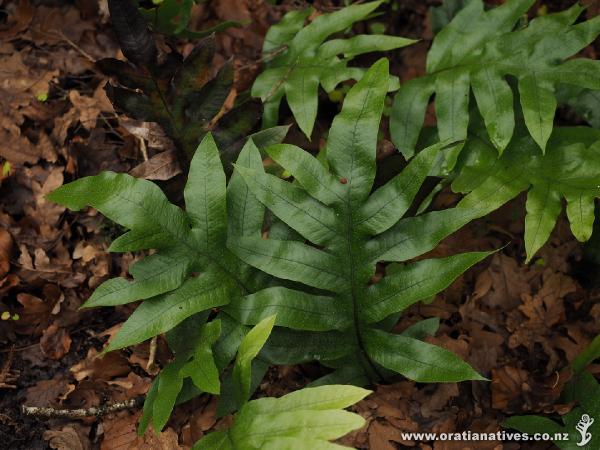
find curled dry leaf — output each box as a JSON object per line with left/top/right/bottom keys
{"left": 43, "top": 425, "right": 90, "bottom": 450}
{"left": 120, "top": 119, "right": 175, "bottom": 152}
{"left": 14, "top": 292, "right": 51, "bottom": 335}
{"left": 106, "top": 373, "right": 151, "bottom": 401}
{"left": 25, "top": 376, "right": 74, "bottom": 408}
{"left": 40, "top": 323, "right": 72, "bottom": 360}
{"left": 101, "top": 412, "right": 181, "bottom": 450}
{"left": 70, "top": 348, "right": 131, "bottom": 382}
{"left": 129, "top": 150, "right": 182, "bottom": 181}
{"left": 491, "top": 366, "right": 529, "bottom": 412}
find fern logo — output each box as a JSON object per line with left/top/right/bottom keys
{"left": 576, "top": 414, "right": 594, "bottom": 447}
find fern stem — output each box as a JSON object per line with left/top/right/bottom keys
{"left": 149, "top": 73, "right": 190, "bottom": 168}
{"left": 344, "top": 208, "right": 384, "bottom": 384}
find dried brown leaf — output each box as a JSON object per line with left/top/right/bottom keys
{"left": 129, "top": 150, "right": 181, "bottom": 180}
{"left": 40, "top": 323, "right": 72, "bottom": 360}
{"left": 43, "top": 425, "right": 90, "bottom": 450}
{"left": 491, "top": 366, "right": 528, "bottom": 411}
{"left": 71, "top": 348, "right": 130, "bottom": 382}
{"left": 101, "top": 412, "right": 181, "bottom": 450}
{"left": 25, "top": 376, "right": 73, "bottom": 408}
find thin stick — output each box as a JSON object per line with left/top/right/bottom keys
{"left": 139, "top": 135, "right": 149, "bottom": 162}
{"left": 236, "top": 45, "right": 288, "bottom": 71}
{"left": 54, "top": 30, "right": 96, "bottom": 63}
{"left": 146, "top": 336, "right": 158, "bottom": 374}
{"left": 21, "top": 396, "right": 144, "bottom": 419}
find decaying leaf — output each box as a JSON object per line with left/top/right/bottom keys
{"left": 98, "top": 0, "right": 262, "bottom": 166}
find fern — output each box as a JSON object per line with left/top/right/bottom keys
{"left": 138, "top": 314, "right": 276, "bottom": 435}
{"left": 231, "top": 59, "right": 490, "bottom": 385}
{"left": 503, "top": 335, "right": 600, "bottom": 449}
{"left": 252, "top": 1, "right": 415, "bottom": 138}
{"left": 190, "top": 315, "right": 369, "bottom": 449}
{"left": 557, "top": 84, "right": 600, "bottom": 129}
{"left": 454, "top": 120, "right": 600, "bottom": 261}
{"left": 48, "top": 133, "right": 283, "bottom": 432}
{"left": 429, "top": 0, "right": 469, "bottom": 34}
{"left": 98, "top": 0, "right": 264, "bottom": 165}
{"left": 47, "top": 59, "right": 492, "bottom": 438}
{"left": 390, "top": 0, "right": 600, "bottom": 162}
{"left": 139, "top": 0, "right": 240, "bottom": 38}
{"left": 195, "top": 384, "right": 369, "bottom": 449}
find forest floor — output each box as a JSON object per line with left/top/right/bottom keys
{"left": 1, "top": 0, "right": 600, "bottom": 449}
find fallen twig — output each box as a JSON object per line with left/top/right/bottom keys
{"left": 146, "top": 336, "right": 159, "bottom": 375}
{"left": 21, "top": 396, "right": 144, "bottom": 419}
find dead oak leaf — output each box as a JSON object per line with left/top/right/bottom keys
{"left": 53, "top": 86, "right": 113, "bottom": 145}
{"left": 101, "top": 412, "right": 182, "bottom": 450}
{"left": 554, "top": 325, "right": 591, "bottom": 364}
{"left": 419, "top": 384, "right": 459, "bottom": 419}
{"left": 476, "top": 254, "right": 533, "bottom": 310}
{"left": 14, "top": 292, "right": 52, "bottom": 334}
{"left": 37, "top": 131, "right": 58, "bottom": 163}
{"left": 0, "top": 129, "right": 49, "bottom": 165}
{"left": 536, "top": 271, "right": 577, "bottom": 323}
{"left": 468, "top": 328, "right": 504, "bottom": 374}
{"left": 70, "top": 348, "right": 130, "bottom": 382}
{"left": 129, "top": 150, "right": 182, "bottom": 181}
{"left": 72, "top": 241, "right": 102, "bottom": 264}
{"left": 0, "top": 50, "right": 57, "bottom": 99}
{"left": 120, "top": 119, "right": 175, "bottom": 152}
{"left": 107, "top": 373, "right": 150, "bottom": 403}
{"left": 183, "top": 397, "right": 218, "bottom": 446}
{"left": 491, "top": 366, "right": 529, "bottom": 411}
{"left": 0, "top": 0, "right": 33, "bottom": 40}
{"left": 65, "top": 379, "right": 105, "bottom": 414}
{"left": 43, "top": 425, "right": 90, "bottom": 450}
{"left": 18, "top": 241, "right": 85, "bottom": 288}
{"left": 69, "top": 87, "right": 113, "bottom": 130}
{"left": 25, "top": 376, "right": 74, "bottom": 408}
{"left": 0, "top": 47, "right": 58, "bottom": 153}
{"left": 40, "top": 323, "right": 72, "bottom": 360}
{"left": 507, "top": 270, "right": 576, "bottom": 355}
{"left": 71, "top": 239, "right": 111, "bottom": 289}
{"left": 20, "top": 166, "right": 65, "bottom": 228}
{"left": 374, "top": 398, "right": 406, "bottom": 421}
{"left": 426, "top": 335, "right": 470, "bottom": 360}
{"left": 368, "top": 420, "right": 403, "bottom": 450}
{"left": 23, "top": 5, "right": 95, "bottom": 47}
